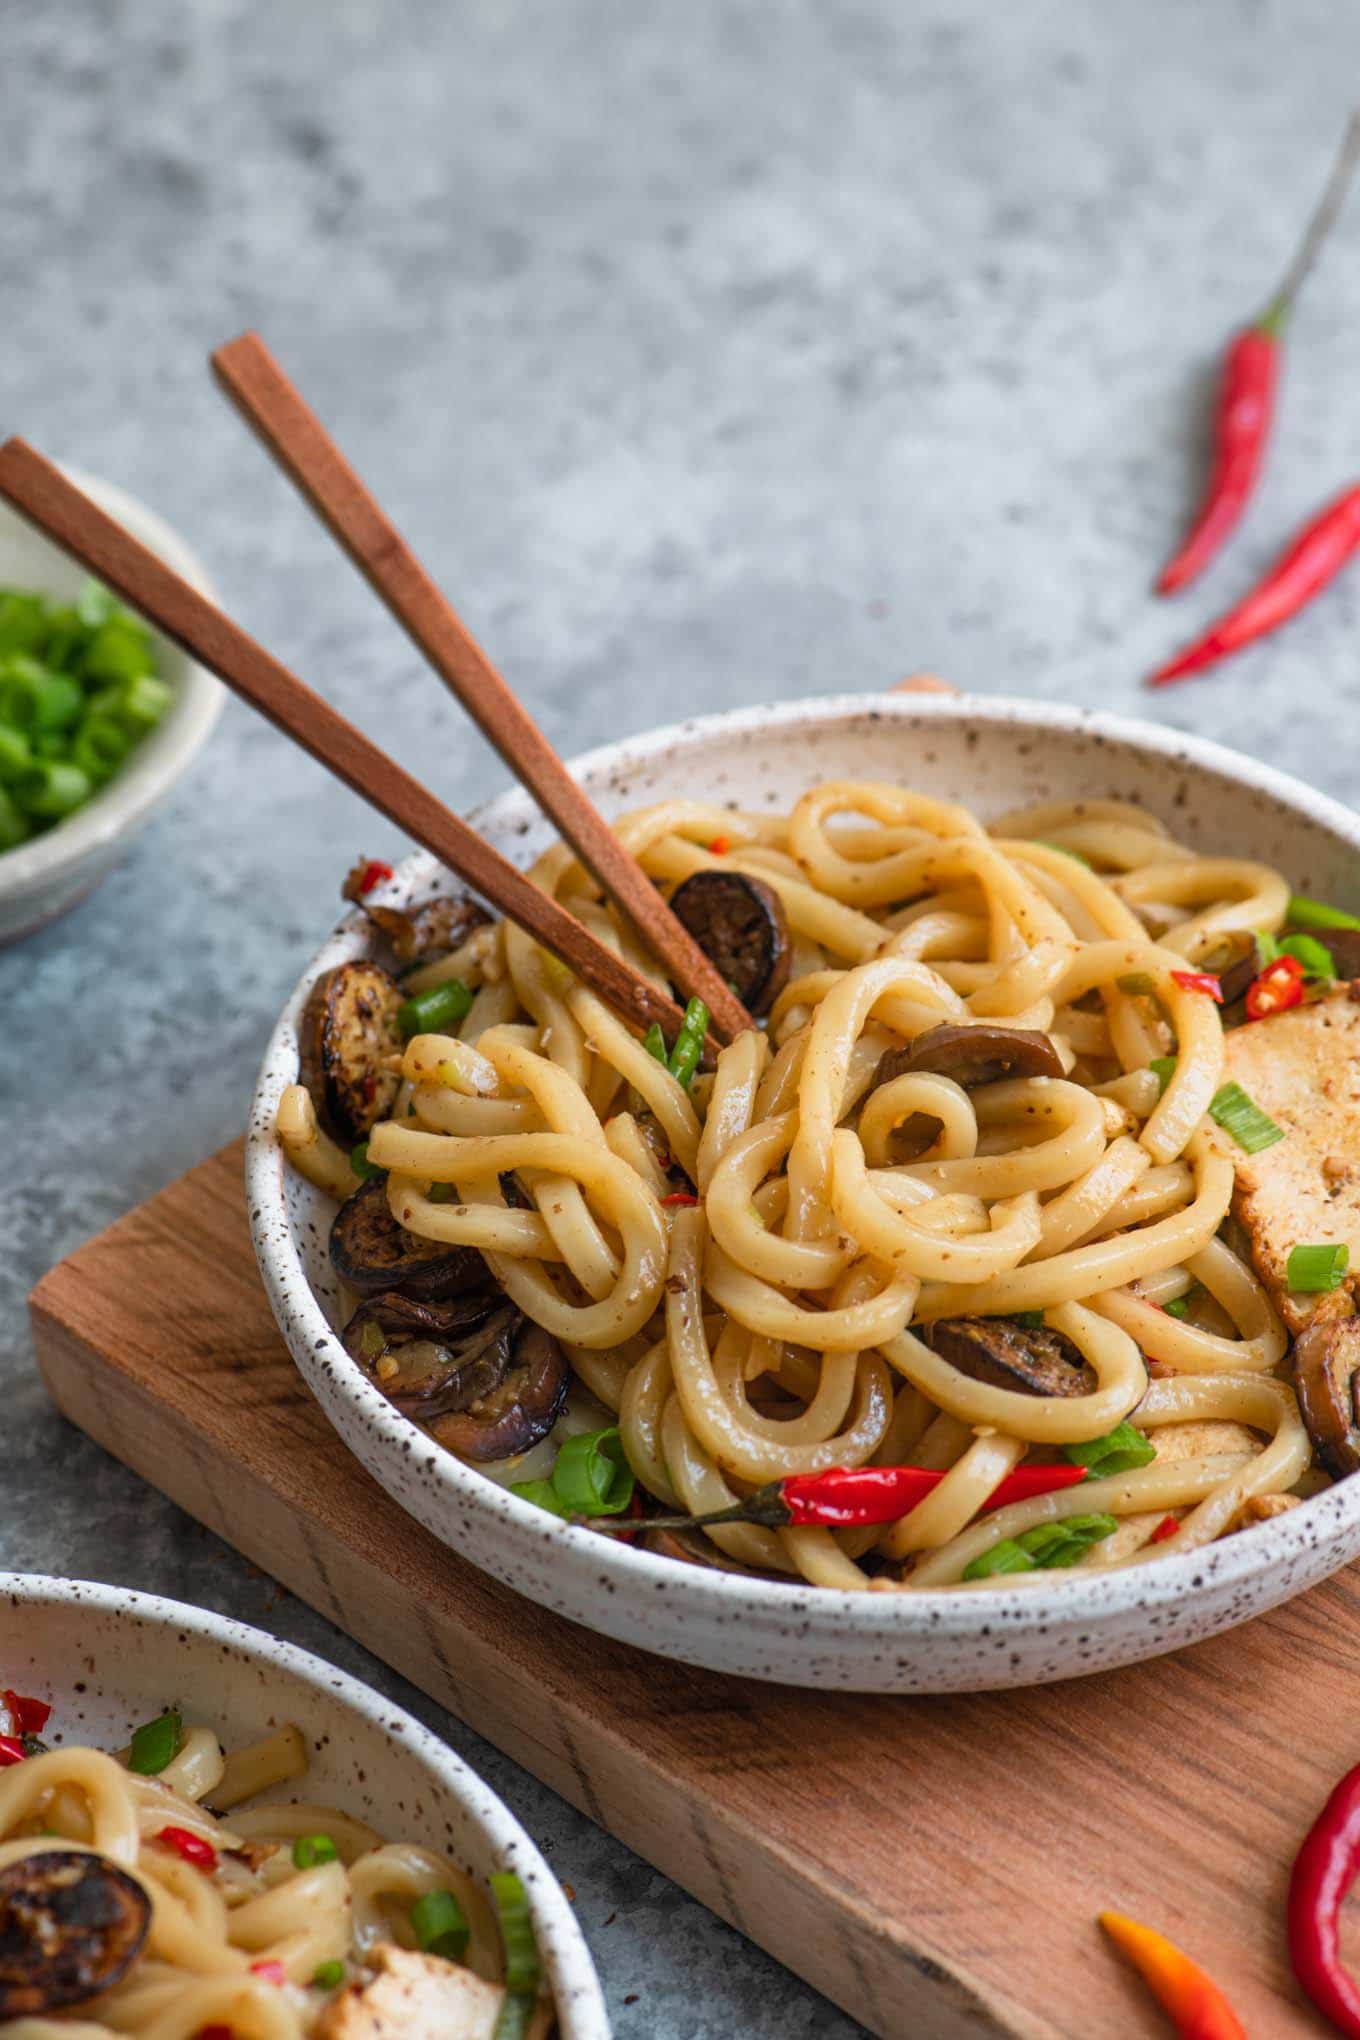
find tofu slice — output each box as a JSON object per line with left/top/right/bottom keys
{"left": 318, "top": 1943, "right": 506, "bottom": 2040}
{"left": 1212, "top": 989, "right": 1360, "bottom": 1334}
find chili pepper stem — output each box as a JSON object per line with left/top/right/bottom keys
{"left": 1263, "top": 107, "right": 1360, "bottom": 326}
{"left": 582, "top": 1482, "right": 792, "bottom": 1536}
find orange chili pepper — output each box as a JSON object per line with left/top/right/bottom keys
{"left": 1099, "top": 1912, "right": 1245, "bottom": 2040}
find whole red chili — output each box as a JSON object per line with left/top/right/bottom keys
{"left": 1246, "top": 952, "right": 1306, "bottom": 1021}
{"left": 2, "top": 1690, "right": 51, "bottom": 1737}
{"left": 1169, "top": 969, "right": 1224, "bottom": 1002}
{"left": 588, "top": 1461, "right": 1089, "bottom": 1535}
{"left": 1151, "top": 483, "right": 1360, "bottom": 687}
{"left": 156, "top": 1825, "right": 218, "bottom": 1872}
{"left": 1288, "top": 1760, "right": 1360, "bottom": 2037}
{"left": 1157, "top": 111, "right": 1360, "bottom": 596}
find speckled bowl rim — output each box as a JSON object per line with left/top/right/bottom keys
{"left": 0, "top": 1572, "right": 608, "bottom": 2037}
{"left": 248, "top": 692, "right": 1360, "bottom": 1646}
{"left": 0, "top": 468, "right": 224, "bottom": 896}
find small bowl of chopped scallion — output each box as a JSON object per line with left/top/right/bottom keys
{"left": 0, "top": 472, "right": 221, "bottom": 944}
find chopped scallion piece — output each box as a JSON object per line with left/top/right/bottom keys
{"left": 1012, "top": 1310, "right": 1045, "bottom": 1329}
{"left": 397, "top": 978, "right": 474, "bottom": 1040}
{"left": 1162, "top": 1294, "right": 1191, "bottom": 1320}
{"left": 643, "top": 1022, "right": 667, "bottom": 1063}
{"left": 1116, "top": 972, "right": 1156, "bottom": 996}
{"left": 508, "top": 1478, "right": 569, "bottom": 1516}
{"left": 1286, "top": 1243, "right": 1350, "bottom": 1294}
{"left": 667, "top": 997, "right": 709, "bottom": 1089}
{"left": 1148, "top": 1055, "right": 1177, "bottom": 1097}
{"left": 962, "top": 1538, "right": 1035, "bottom": 1580}
{"left": 489, "top": 1872, "right": 541, "bottom": 1997}
{"left": 1062, "top": 1420, "right": 1156, "bottom": 1476}
{"left": 1253, "top": 930, "right": 1281, "bottom": 967}
{"left": 492, "top": 1997, "right": 538, "bottom": 2040}
{"left": 128, "top": 1708, "right": 182, "bottom": 1776}
{"left": 1208, "top": 1081, "right": 1285, "bottom": 1155}
{"left": 411, "top": 1887, "right": 470, "bottom": 1962}
{"left": 292, "top": 1832, "right": 339, "bottom": 1868}
{"left": 963, "top": 1512, "right": 1119, "bottom": 1582}
{"left": 1279, "top": 933, "right": 1336, "bottom": 979}
{"left": 350, "top": 1142, "right": 383, "bottom": 1180}
{"left": 549, "top": 1427, "right": 635, "bottom": 1517}
{"left": 1287, "top": 894, "right": 1360, "bottom": 933}
{"left": 312, "top": 1961, "right": 345, "bottom": 1990}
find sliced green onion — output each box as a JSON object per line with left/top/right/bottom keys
{"left": 292, "top": 1832, "right": 339, "bottom": 1868}
{"left": 550, "top": 1427, "right": 635, "bottom": 1516}
{"left": 0, "top": 659, "right": 83, "bottom": 733}
{"left": 1062, "top": 1419, "right": 1156, "bottom": 1476}
{"left": 492, "top": 1996, "right": 538, "bottom": 2040}
{"left": 963, "top": 1539, "right": 1036, "bottom": 1580}
{"left": 397, "top": 977, "right": 474, "bottom": 1039}
{"left": 76, "top": 578, "right": 118, "bottom": 629}
{"left": 311, "top": 1960, "right": 345, "bottom": 1990}
{"left": 411, "top": 1887, "right": 470, "bottom": 1961}
{"left": 667, "top": 996, "right": 708, "bottom": 1089}
{"left": 1035, "top": 839, "right": 1092, "bottom": 866}
{"left": 0, "top": 786, "right": 31, "bottom": 851}
{"left": 128, "top": 1707, "right": 182, "bottom": 1775}
{"left": 1116, "top": 972, "right": 1156, "bottom": 996}
{"left": 14, "top": 759, "right": 92, "bottom": 819}
{"left": 1286, "top": 1243, "right": 1350, "bottom": 1294}
{"left": 427, "top": 1181, "right": 457, "bottom": 1203}
{"left": 1254, "top": 930, "right": 1282, "bottom": 967}
{"left": 643, "top": 1021, "right": 667, "bottom": 1063}
{"left": 0, "top": 591, "right": 49, "bottom": 654}
{"left": 489, "top": 1872, "right": 540, "bottom": 1997}
{"left": 508, "top": 1478, "right": 570, "bottom": 1516}
{"left": 1148, "top": 1056, "right": 1177, "bottom": 1097}
{"left": 1208, "top": 1081, "right": 1285, "bottom": 1156}
{"left": 1287, "top": 894, "right": 1360, "bottom": 933}
{"left": 0, "top": 722, "right": 31, "bottom": 782}
{"left": 1279, "top": 933, "right": 1337, "bottom": 980}
{"left": 350, "top": 1142, "right": 384, "bottom": 1180}
{"left": 1012, "top": 1310, "right": 1045, "bottom": 1329}
{"left": 112, "top": 670, "right": 173, "bottom": 730}
{"left": 70, "top": 715, "right": 132, "bottom": 784}
{"left": 81, "top": 615, "right": 154, "bottom": 686}
{"left": 1162, "top": 1294, "right": 1191, "bottom": 1320}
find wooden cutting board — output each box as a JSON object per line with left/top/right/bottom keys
{"left": 28, "top": 1141, "right": 1346, "bottom": 2038}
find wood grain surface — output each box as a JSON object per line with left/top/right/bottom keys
{"left": 28, "top": 1141, "right": 1345, "bottom": 2038}
{"left": 0, "top": 438, "right": 697, "bottom": 1048}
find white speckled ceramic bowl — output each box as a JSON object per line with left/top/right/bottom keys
{"left": 248, "top": 694, "right": 1360, "bottom": 1692}
{"left": 0, "top": 472, "right": 223, "bottom": 946}
{"left": 0, "top": 1574, "right": 607, "bottom": 2035}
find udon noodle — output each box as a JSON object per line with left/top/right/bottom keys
{"left": 0, "top": 1707, "right": 551, "bottom": 2036}
{"left": 280, "top": 777, "right": 1346, "bottom": 1593}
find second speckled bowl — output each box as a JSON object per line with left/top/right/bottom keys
{"left": 0, "top": 1574, "right": 608, "bottom": 2035}
{"left": 248, "top": 694, "right": 1360, "bottom": 1691}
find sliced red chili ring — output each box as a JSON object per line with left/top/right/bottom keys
{"left": 1169, "top": 969, "right": 1224, "bottom": 1002}
{"left": 1246, "top": 953, "right": 1306, "bottom": 1020}
{"left": 155, "top": 1826, "right": 218, "bottom": 1872}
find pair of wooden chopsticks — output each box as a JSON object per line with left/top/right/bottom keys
{"left": 0, "top": 338, "right": 752, "bottom": 1051}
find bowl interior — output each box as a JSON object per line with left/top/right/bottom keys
{"left": 250, "top": 694, "right": 1360, "bottom": 1655}
{"left": 0, "top": 472, "right": 222, "bottom": 887}
{"left": 0, "top": 1577, "right": 607, "bottom": 2035}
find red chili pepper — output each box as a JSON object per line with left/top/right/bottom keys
{"left": 0, "top": 1736, "right": 27, "bottom": 1767}
{"left": 708, "top": 835, "right": 731, "bottom": 855}
{"left": 1156, "top": 112, "right": 1360, "bottom": 597}
{"left": 1151, "top": 482, "right": 1360, "bottom": 687}
{"left": 1169, "top": 970, "right": 1224, "bottom": 1002}
{"left": 1288, "top": 1760, "right": 1360, "bottom": 2037}
{"left": 1246, "top": 952, "right": 1306, "bottom": 1021}
{"left": 1149, "top": 1514, "right": 1180, "bottom": 1545}
{"left": 357, "top": 859, "right": 394, "bottom": 894}
{"left": 156, "top": 1825, "right": 219, "bottom": 1872}
{"left": 591, "top": 1461, "right": 1088, "bottom": 1534}
{"left": 660, "top": 1192, "right": 700, "bottom": 1207}
{"left": 1100, "top": 1912, "right": 1245, "bottom": 2039}
{"left": 250, "top": 1959, "right": 288, "bottom": 1986}
{"left": 1, "top": 1691, "right": 50, "bottom": 1737}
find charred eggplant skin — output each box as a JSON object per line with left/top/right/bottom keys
{"left": 925, "top": 1316, "right": 1097, "bottom": 1398}
{"left": 0, "top": 1851, "right": 151, "bottom": 2016}
{"left": 298, "top": 961, "right": 403, "bottom": 1145}
{"left": 330, "top": 1176, "right": 489, "bottom": 1300}
{"left": 347, "top": 1293, "right": 569, "bottom": 1461}
{"left": 1293, "top": 1316, "right": 1360, "bottom": 1477}
{"left": 876, "top": 1022, "right": 1065, "bottom": 1093}
{"left": 669, "top": 870, "right": 792, "bottom": 1016}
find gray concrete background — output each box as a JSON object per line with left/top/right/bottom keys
{"left": 4, "top": 3, "right": 1359, "bottom": 2033}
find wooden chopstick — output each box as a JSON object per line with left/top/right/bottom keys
{"left": 0, "top": 437, "right": 702, "bottom": 1049}
{"left": 209, "top": 331, "right": 752, "bottom": 1047}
